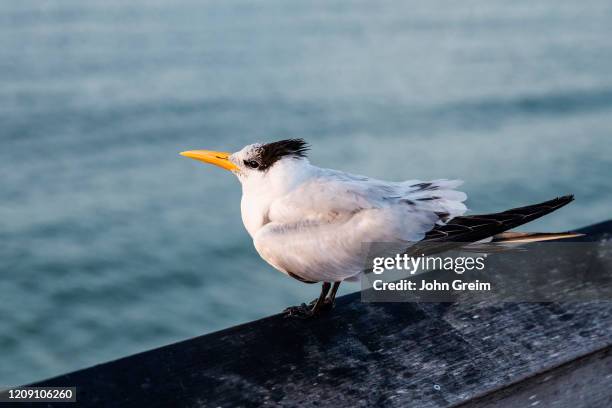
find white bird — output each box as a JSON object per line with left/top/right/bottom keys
{"left": 181, "top": 139, "right": 579, "bottom": 318}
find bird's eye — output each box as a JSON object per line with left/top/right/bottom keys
{"left": 244, "top": 160, "right": 259, "bottom": 169}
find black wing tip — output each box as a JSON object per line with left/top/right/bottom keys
{"left": 526, "top": 194, "right": 575, "bottom": 212}
{"left": 554, "top": 194, "right": 575, "bottom": 207}
{"left": 424, "top": 194, "right": 576, "bottom": 243}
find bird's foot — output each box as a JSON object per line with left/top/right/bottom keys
{"left": 308, "top": 297, "right": 335, "bottom": 312}
{"left": 283, "top": 303, "right": 317, "bottom": 319}
{"left": 282, "top": 297, "right": 336, "bottom": 319}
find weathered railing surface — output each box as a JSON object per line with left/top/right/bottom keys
{"left": 15, "top": 221, "right": 612, "bottom": 407}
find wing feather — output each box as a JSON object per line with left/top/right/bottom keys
{"left": 254, "top": 171, "right": 467, "bottom": 282}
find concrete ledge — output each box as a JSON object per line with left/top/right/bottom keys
{"left": 18, "top": 221, "right": 612, "bottom": 407}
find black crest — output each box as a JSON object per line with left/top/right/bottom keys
{"left": 255, "top": 139, "right": 309, "bottom": 170}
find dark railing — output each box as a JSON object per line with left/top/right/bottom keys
{"left": 17, "top": 221, "right": 612, "bottom": 407}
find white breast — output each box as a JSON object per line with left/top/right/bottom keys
{"left": 239, "top": 158, "right": 314, "bottom": 237}
{"left": 240, "top": 194, "right": 269, "bottom": 237}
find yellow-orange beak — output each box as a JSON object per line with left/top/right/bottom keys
{"left": 180, "top": 150, "right": 238, "bottom": 171}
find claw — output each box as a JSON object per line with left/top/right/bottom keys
{"left": 308, "top": 297, "right": 335, "bottom": 312}
{"left": 283, "top": 282, "right": 338, "bottom": 319}
{"left": 284, "top": 298, "right": 335, "bottom": 319}
{"left": 283, "top": 303, "right": 316, "bottom": 319}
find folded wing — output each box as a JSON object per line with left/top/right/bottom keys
{"left": 254, "top": 171, "right": 468, "bottom": 282}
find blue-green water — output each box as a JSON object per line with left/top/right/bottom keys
{"left": 1, "top": 0, "right": 612, "bottom": 385}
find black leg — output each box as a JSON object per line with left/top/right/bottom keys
{"left": 316, "top": 281, "right": 341, "bottom": 313}
{"left": 284, "top": 282, "right": 331, "bottom": 319}
{"left": 310, "top": 282, "right": 331, "bottom": 315}
{"left": 328, "top": 282, "right": 341, "bottom": 304}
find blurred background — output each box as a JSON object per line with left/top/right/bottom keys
{"left": 1, "top": 0, "right": 611, "bottom": 385}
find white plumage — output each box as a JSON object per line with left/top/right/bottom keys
{"left": 232, "top": 144, "right": 467, "bottom": 283}
{"left": 180, "top": 139, "right": 576, "bottom": 317}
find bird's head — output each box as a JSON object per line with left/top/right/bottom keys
{"left": 180, "top": 138, "right": 310, "bottom": 187}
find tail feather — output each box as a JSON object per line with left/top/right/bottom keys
{"left": 456, "top": 231, "right": 584, "bottom": 254}
{"left": 491, "top": 231, "right": 584, "bottom": 243}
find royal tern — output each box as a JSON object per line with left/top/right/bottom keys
{"left": 181, "top": 139, "right": 579, "bottom": 318}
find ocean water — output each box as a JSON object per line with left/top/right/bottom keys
{"left": 1, "top": 0, "right": 612, "bottom": 385}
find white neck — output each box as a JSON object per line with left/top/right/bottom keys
{"left": 239, "top": 158, "right": 314, "bottom": 236}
